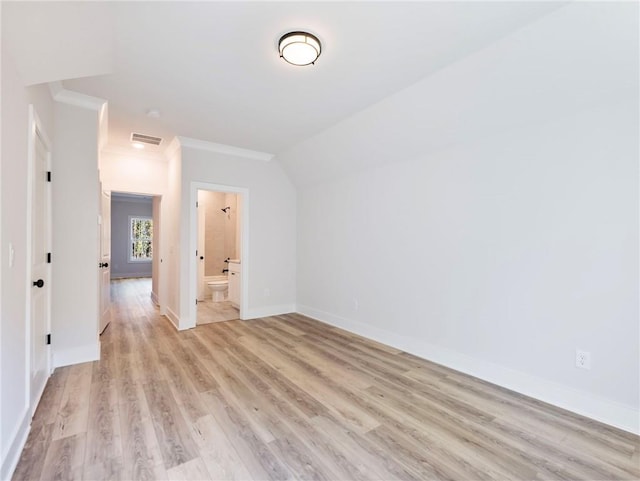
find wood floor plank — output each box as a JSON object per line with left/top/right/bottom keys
{"left": 52, "top": 363, "right": 93, "bottom": 441}
{"left": 118, "top": 381, "right": 166, "bottom": 481}
{"left": 165, "top": 457, "right": 211, "bottom": 481}
{"left": 39, "top": 433, "right": 86, "bottom": 481}
{"left": 236, "top": 329, "right": 381, "bottom": 433}
{"left": 190, "top": 414, "right": 253, "bottom": 480}
{"left": 200, "top": 389, "right": 293, "bottom": 480}
{"left": 84, "top": 378, "right": 122, "bottom": 468}
{"left": 13, "top": 278, "right": 640, "bottom": 481}
{"left": 31, "top": 367, "right": 70, "bottom": 429}
{"left": 142, "top": 379, "right": 200, "bottom": 470}
{"left": 11, "top": 424, "right": 53, "bottom": 481}
{"left": 82, "top": 456, "right": 124, "bottom": 481}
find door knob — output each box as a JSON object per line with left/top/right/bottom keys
{"left": 200, "top": 256, "right": 204, "bottom": 260}
{"left": 33, "top": 279, "right": 44, "bottom": 288}
{"left": 103, "top": 262, "right": 108, "bottom": 268}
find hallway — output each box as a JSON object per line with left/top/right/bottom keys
{"left": 12, "top": 279, "right": 640, "bottom": 480}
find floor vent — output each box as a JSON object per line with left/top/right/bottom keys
{"left": 131, "top": 132, "right": 163, "bottom": 146}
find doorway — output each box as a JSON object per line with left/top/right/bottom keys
{"left": 108, "top": 192, "right": 161, "bottom": 312}
{"left": 189, "top": 182, "right": 249, "bottom": 328}
{"left": 195, "top": 189, "right": 241, "bottom": 325}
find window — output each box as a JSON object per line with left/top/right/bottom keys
{"left": 129, "top": 216, "right": 152, "bottom": 262}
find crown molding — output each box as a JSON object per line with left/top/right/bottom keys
{"left": 48, "top": 81, "right": 106, "bottom": 111}
{"left": 178, "top": 136, "right": 273, "bottom": 162}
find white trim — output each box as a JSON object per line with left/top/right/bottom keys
{"left": 112, "top": 193, "right": 154, "bottom": 203}
{"left": 48, "top": 81, "right": 106, "bottom": 111}
{"left": 178, "top": 136, "right": 274, "bottom": 162}
{"left": 150, "top": 291, "right": 159, "bottom": 306}
{"left": 111, "top": 273, "right": 152, "bottom": 279}
{"left": 127, "top": 215, "right": 153, "bottom": 263}
{"left": 297, "top": 304, "right": 640, "bottom": 435}
{"left": 165, "top": 307, "right": 180, "bottom": 330}
{"left": 188, "top": 182, "right": 250, "bottom": 329}
{"left": 0, "top": 406, "right": 30, "bottom": 481}
{"left": 244, "top": 304, "right": 297, "bottom": 320}
{"left": 53, "top": 341, "right": 100, "bottom": 368}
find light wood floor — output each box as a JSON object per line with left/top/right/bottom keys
{"left": 197, "top": 300, "right": 239, "bottom": 325}
{"left": 12, "top": 278, "right": 640, "bottom": 481}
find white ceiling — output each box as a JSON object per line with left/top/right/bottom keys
{"left": 4, "top": 1, "right": 565, "bottom": 156}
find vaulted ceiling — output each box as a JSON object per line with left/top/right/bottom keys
{"left": 3, "top": 1, "right": 565, "bottom": 156}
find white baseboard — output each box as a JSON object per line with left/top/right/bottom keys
{"left": 165, "top": 306, "right": 180, "bottom": 329}
{"left": 0, "top": 406, "right": 30, "bottom": 480}
{"left": 110, "top": 273, "right": 151, "bottom": 279}
{"left": 53, "top": 341, "right": 100, "bottom": 368}
{"left": 297, "top": 304, "right": 640, "bottom": 435}
{"left": 150, "top": 291, "right": 159, "bottom": 306}
{"left": 244, "top": 304, "right": 296, "bottom": 320}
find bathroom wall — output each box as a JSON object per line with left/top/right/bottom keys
{"left": 110, "top": 195, "right": 153, "bottom": 278}
{"left": 198, "top": 190, "right": 237, "bottom": 277}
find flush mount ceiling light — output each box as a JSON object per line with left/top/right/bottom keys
{"left": 278, "top": 31, "right": 321, "bottom": 66}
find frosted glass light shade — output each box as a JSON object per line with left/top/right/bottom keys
{"left": 278, "top": 32, "right": 321, "bottom": 66}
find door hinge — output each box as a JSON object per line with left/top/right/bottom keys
{"left": 195, "top": 299, "right": 198, "bottom": 305}
{"left": 196, "top": 201, "right": 199, "bottom": 207}
{"left": 47, "top": 171, "right": 52, "bottom": 182}
{"left": 47, "top": 252, "right": 52, "bottom": 264}
{"left": 46, "top": 334, "right": 51, "bottom": 345}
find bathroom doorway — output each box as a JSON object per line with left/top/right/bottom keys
{"left": 195, "top": 187, "right": 243, "bottom": 325}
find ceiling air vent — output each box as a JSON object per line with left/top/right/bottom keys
{"left": 131, "top": 132, "right": 163, "bottom": 146}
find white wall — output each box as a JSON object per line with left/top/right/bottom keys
{"left": 0, "top": 48, "right": 55, "bottom": 478}
{"left": 180, "top": 147, "right": 296, "bottom": 326}
{"left": 51, "top": 101, "right": 102, "bottom": 368}
{"left": 100, "top": 149, "right": 168, "bottom": 195}
{"left": 165, "top": 143, "right": 182, "bottom": 326}
{"left": 110, "top": 197, "right": 153, "bottom": 278}
{"left": 279, "top": 2, "right": 639, "bottom": 433}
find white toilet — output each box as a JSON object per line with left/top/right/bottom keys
{"left": 207, "top": 275, "right": 229, "bottom": 302}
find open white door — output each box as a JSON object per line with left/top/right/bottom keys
{"left": 29, "top": 108, "right": 52, "bottom": 412}
{"left": 197, "top": 200, "right": 206, "bottom": 300}
{"left": 99, "top": 189, "right": 111, "bottom": 334}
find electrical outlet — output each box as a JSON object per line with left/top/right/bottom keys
{"left": 575, "top": 349, "right": 591, "bottom": 370}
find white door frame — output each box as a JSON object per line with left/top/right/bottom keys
{"left": 189, "top": 181, "right": 249, "bottom": 326}
{"left": 26, "top": 105, "right": 53, "bottom": 414}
